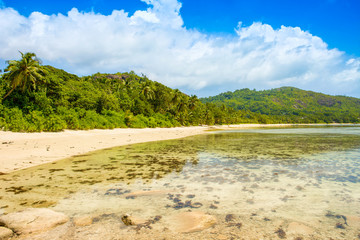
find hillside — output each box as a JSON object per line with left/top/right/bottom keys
{"left": 1, "top": 63, "right": 359, "bottom": 132}
{"left": 0, "top": 66, "right": 262, "bottom": 132}
{"left": 201, "top": 87, "right": 360, "bottom": 123}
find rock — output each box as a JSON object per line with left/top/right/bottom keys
{"left": 0, "top": 227, "right": 13, "bottom": 240}
{"left": 73, "top": 215, "right": 94, "bottom": 227}
{"left": 123, "top": 190, "right": 169, "bottom": 198}
{"left": 287, "top": 222, "right": 313, "bottom": 235}
{"left": 121, "top": 214, "right": 146, "bottom": 226}
{"left": 0, "top": 208, "right": 69, "bottom": 234}
{"left": 171, "top": 211, "right": 217, "bottom": 233}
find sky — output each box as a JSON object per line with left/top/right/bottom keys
{"left": 0, "top": 0, "right": 359, "bottom": 98}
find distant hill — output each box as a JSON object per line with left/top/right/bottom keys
{"left": 201, "top": 87, "right": 360, "bottom": 123}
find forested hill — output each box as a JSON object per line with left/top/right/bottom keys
{"left": 0, "top": 66, "right": 265, "bottom": 132}
{"left": 1, "top": 62, "right": 359, "bottom": 132}
{"left": 201, "top": 87, "right": 360, "bottom": 123}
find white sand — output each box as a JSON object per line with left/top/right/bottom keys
{"left": 0, "top": 124, "right": 318, "bottom": 173}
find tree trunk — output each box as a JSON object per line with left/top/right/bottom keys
{"left": 2, "top": 86, "right": 16, "bottom": 100}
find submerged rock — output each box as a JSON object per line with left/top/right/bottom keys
{"left": 121, "top": 214, "right": 146, "bottom": 226}
{"left": 170, "top": 211, "right": 217, "bottom": 233}
{"left": 73, "top": 215, "right": 95, "bottom": 227}
{"left": 0, "top": 227, "right": 13, "bottom": 240}
{"left": 123, "top": 190, "right": 168, "bottom": 199}
{"left": 0, "top": 208, "right": 69, "bottom": 234}
{"left": 287, "top": 222, "right": 313, "bottom": 235}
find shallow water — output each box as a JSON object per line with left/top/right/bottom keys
{"left": 1, "top": 126, "right": 360, "bottom": 239}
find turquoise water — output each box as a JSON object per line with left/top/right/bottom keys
{"left": 1, "top": 126, "right": 360, "bottom": 239}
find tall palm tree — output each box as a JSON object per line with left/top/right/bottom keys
{"left": 2, "top": 52, "right": 47, "bottom": 100}
{"left": 141, "top": 84, "right": 155, "bottom": 101}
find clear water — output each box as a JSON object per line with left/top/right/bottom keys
{"left": 1, "top": 126, "right": 360, "bottom": 239}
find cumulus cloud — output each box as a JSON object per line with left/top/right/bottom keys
{"left": 0, "top": 0, "right": 359, "bottom": 97}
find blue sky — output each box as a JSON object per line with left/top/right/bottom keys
{"left": 0, "top": 0, "right": 360, "bottom": 97}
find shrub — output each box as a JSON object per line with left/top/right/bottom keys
{"left": 44, "top": 114, "right": 67, "bottom": 132}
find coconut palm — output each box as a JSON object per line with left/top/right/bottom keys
{"left": 141, "top": 85, "right": 155, "bottom": 101}
{"left": 2, "top": 52, "right": 47, "bottom": 100}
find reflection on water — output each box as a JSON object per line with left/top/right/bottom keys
{"left": 1, "top": 127, "right": 360, "bottom": 239}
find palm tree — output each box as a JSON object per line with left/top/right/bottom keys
{"left": 2, "top": 52, "right": 47, "bottom": 100}
{"left": 188, "top": 95, "right": 199, "bottom": 111}
{"left": 141, "top": 85, "right": 155, "bottom": 101}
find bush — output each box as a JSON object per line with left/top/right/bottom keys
{"left": 44, "top": 115, "right": 67, "bottom": 132}
{"left": 2, "top": 108, "right": 28, "bottom": 131}
{"left": 26, "top": 110, "right": 46, "bottom": 132}
{"left": 125, "top": 114, "right": 148, "bottom": 128}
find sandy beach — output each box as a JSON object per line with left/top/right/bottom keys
{"left": 0, "top": 123, "right": 335, "bottom": 173}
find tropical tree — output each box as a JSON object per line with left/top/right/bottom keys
{"left": 141, "top": 84, "right": 155, "bottom": 101}
{"left": 2, "top": 52, "right": 47, "bottom": 100}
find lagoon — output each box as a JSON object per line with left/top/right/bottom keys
{"left": 1, "top": 126, "right": 360, "bottom": 239}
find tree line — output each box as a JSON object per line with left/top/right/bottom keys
{"left": 1, "top": 52, "right": 359, "bottom": 132}
{"left": 0, "top": 52, "right": 264, "bottom": 131}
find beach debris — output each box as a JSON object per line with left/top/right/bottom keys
{"left": 121, "top": 214, "right": 136, "bottom": 226}
{"left": 104, "top": 188, "right": 130, "bottom": 196}
{"left": 275, "top": 228, "right": 286, "bottom": 239}
{"left": 209, "top": 204, "right": 218, "bottom": 209}
{"left": 227, "top": 222, "right": 242, "bottom": 229}
{"left": 225, "top": 214, "right": 236, "bottom": 222}
{"left": 5, "top": 186, "right": 31, "bottom": 194}
{"left": 335, "top": 222, "right": 345, "bottom": 229}
{"left": 0, "top": 208, "right": 69, "bottom": 234}
{"left": 325, "top": 211, "right": 348, "bottom": 225}
{"left": 134, "top": 215, "right": 162, "bottom": 232}
{"left": 166, "top": 194, "right": 203, "bottom": 209}
{"left": 123, "top": 190, "right": 168, "bottom": 199}
{"left": 121, "top": 214, "right": 161, "bottom": 233}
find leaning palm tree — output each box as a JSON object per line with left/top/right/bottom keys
{"left": 2, "top": 52, "right": 47, "bottom": 100}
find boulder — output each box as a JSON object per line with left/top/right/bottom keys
{"left": 0, "top": 227, "right": 13, "bottom": 240}
{"left": 0, "top": 208, "right": 69, "bottom": 234}
{"left": 170, "top": 211, "right": 217, "bottom": 233}
{"left": 121, "top": 214, "right": 147, "bottom": 226}
{"left": 73, "top": 215, "right": 94, "bottom": 227}
{"left": 287, "top": 222, "right": 313, "bottom": 235}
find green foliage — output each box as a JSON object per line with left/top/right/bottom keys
{"left": 201, "top": 87, "right": 360, "bottom": 124}
{"left": 2, "top": 52, "right": 48, "bottom": 100}
{"left": 1, "top": 59, "right": 359, "bottom": 132}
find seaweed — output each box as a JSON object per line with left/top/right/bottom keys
{"left": 275, "top": 228, "right": 286, "bottom": 239}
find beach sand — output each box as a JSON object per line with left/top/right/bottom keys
{"left": 0, "top": 124, "right": 307, "bottom": 173}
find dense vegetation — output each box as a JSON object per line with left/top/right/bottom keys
{"left": 1, "top": 53, "right": 359, "bottom": 132}
{"left": 201, "top": 87, "right": 360, "bottom": 123}
{"left": 0, "top": 59, "right": 264, "bottom": 132}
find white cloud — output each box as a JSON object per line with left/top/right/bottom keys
{"left": 0, "top": 0, "right": 359, "bottom": 97}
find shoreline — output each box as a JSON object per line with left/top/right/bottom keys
{"left": 0, "top": 123, "right": 357, "bottom": 173}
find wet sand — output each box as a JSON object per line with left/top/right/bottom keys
{"left": 1, "top": 125, "right": 359, "bottom": 239}
{"left": 0, "top": 124, "right": 297, "bottom": 173}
